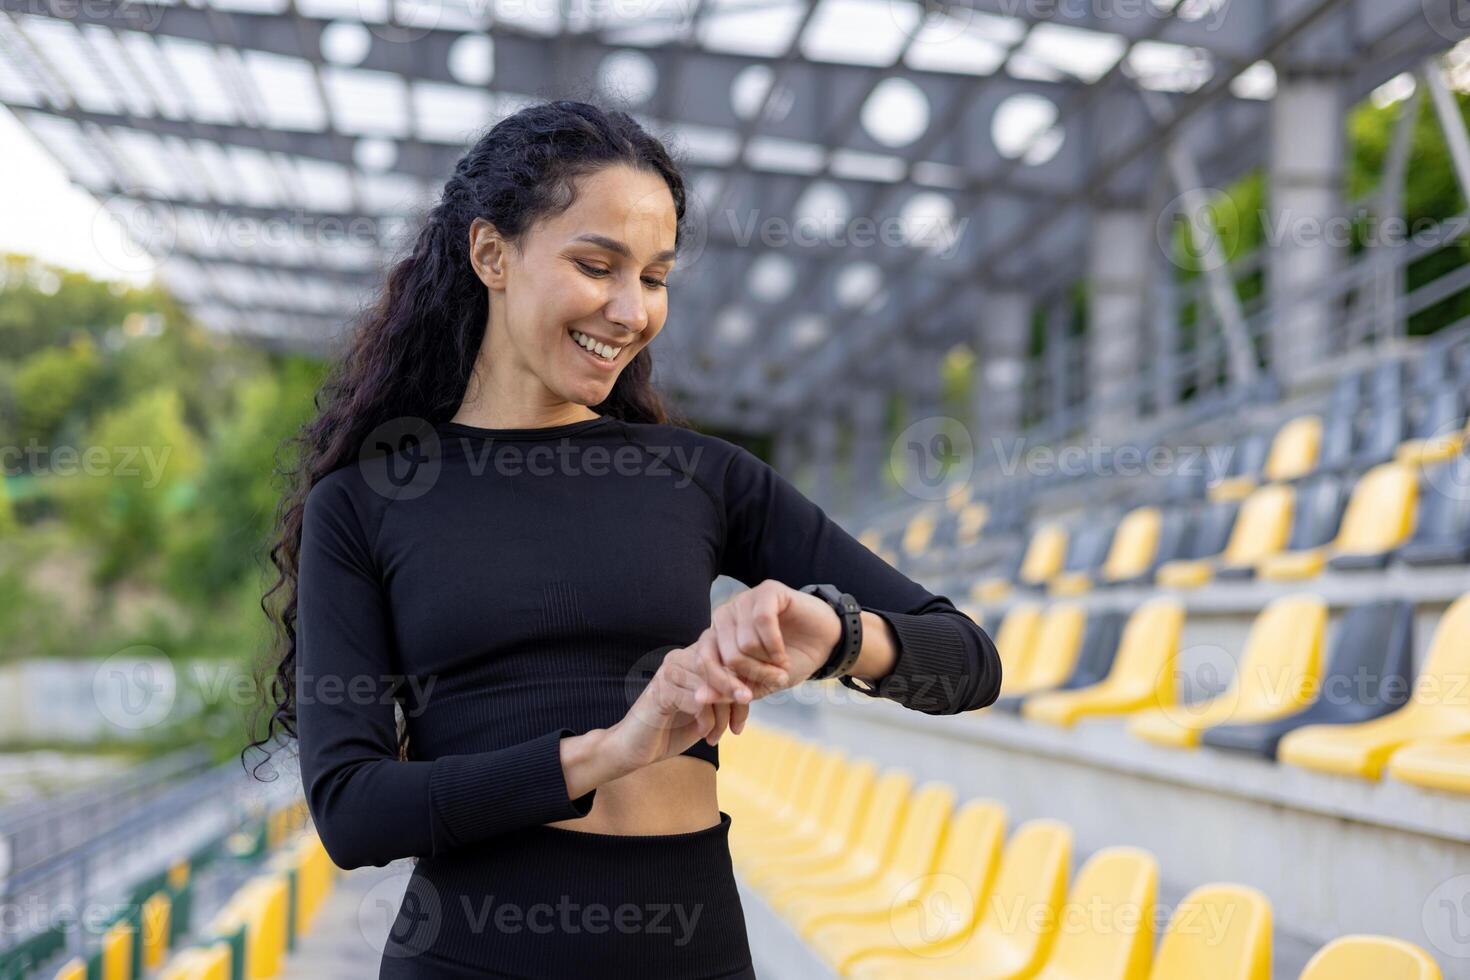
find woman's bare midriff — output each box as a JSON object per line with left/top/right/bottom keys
{"left": 545, "top": 753, "right": 720, "bottom": 835}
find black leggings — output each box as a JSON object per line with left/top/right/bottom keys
{"left": 377, "top": 811, "right": 756, "bottom": 979}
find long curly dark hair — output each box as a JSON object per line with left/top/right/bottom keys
{"left": 245, "top": 100, "right": 693, "bottom": 779}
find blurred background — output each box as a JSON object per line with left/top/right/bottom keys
{"left": 2, "top": 0, "right": 1470, "bottom": 976}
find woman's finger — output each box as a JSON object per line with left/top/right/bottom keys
{"left": 706, "top": 701, "right": 731, "bottom": 745}
{"left": 711, "top": 606, "right": 789, "bottom": 693}
{"left": 698, "top": 637, "right": 752, "bottom": 703}
{"left": 729, "top": 700, "right": 750, "bottom": 735}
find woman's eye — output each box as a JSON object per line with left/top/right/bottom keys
{"left": 643, "top": 277, "right": 669, "bottom": 289}
{"left": 575, "top": 261, "right": 609, "bottom": 277}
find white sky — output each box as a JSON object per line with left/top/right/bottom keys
{"left": 0, "top": 105, "right": 157, "bottom": 283}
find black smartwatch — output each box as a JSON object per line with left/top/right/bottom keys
{"left": 799, "top": 583, "right": 863, "bottom": 680}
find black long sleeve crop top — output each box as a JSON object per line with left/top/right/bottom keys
{"left": 295, "top": 413, "right": 1001, "bottom": 870}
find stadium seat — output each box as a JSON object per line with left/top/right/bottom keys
{"left": 1209, "top": 433, "right": 1271, "bottom": 502}
{"left": 780, "top": 783, "right": 956, "bottom": 935}
{"left": 1255, "top": 475, "right": 1348, "bottom": 581}
{"left": 1148, "top": 884, "right": 1272, "bottom": 980}
{"left": 729, "top": 746, "right": 846, "bottom": 864}
{"left": 1155, "top": 500, "right": 1240, "bottom": 586}
{"left": 758, "top": 770, "right": 913, "bottom": 907}
{"left": 1397, "top": 387, "right": 1467, "bottom": 467}
{"left": 1202, "top": 600, "right": 1414, "bottom": 759}
{"left": 1158, "top": 484, "right": 1292, "bottom": 588}
{"left": 1316, "top": 408, "right": 1359, "bottom": 474}
{"left": 1352, "top": 401, "right": 1406, "bottom": 471}
{"left": 1398, "top": 454, "right": 1470, "bottom": 566}
{"left": 1264, "top": 414, "right": 1324, "bottom": 483}
{"left": 1328, "top": 463, "right": 1422, "bottom": 571}
{"left": 998, "top": 604, "right": 1087, "bottom": 698}
{"left": 1279, "top": 592, "right": 1470, "bottom": 779}
{"left": 1023, "top": 599, "right": 1185, "bottom": 727}
{"left": 901, "top": 507, "right": 939, "bottom": 559}
{"left": 993, "top": 610, "right": 1125, "bottom": 714}
{"left": 1128, "top": 595, "right": 1327, "bottom": 749}
{"left": 1260, "top": 463, "right": 1417, "bottom": 579}
{"left": 737, "top": 758, "right": 879, "bottom": 886}
{"left": 1051, "top": 506, "right": 1162, "bottom": 593}
{"left": 972, "top": 523, "right": 1068, "bottom": 601}
{"left": 1298, "top": 934, "right": 1442, "bottom": 980}
{"left": 1385, "top": 737, "right": 1470, "bottom": 795}
{"left": 992, "top": 603, "right": 1044, "bottom": 697}
{"left": 845, "top": 819, "right": 1073, "bottom": 980}
{"left": 1032, "top": 846, "right": 1159, "bottom": 980}
{"left": 808, "top": 799, "right": 1008, "bottom": 971}
{"left": 1049, "top": 523, "right": 1118, "bottom": 596}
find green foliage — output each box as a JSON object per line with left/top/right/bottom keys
{"left": 13, "top": 337, "right": 101, "bottom": 446}
{"left": 55, "top": 387, "right": 204, "bottom": 584}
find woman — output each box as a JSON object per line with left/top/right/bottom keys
{"left": 250, "top": 100, "right": 1001, "bottom": 979}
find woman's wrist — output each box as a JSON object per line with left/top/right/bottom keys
{"left": 845, "top": 610, "right": 898, "bottom": 684}
{"left": 558, "top": 726, "right": 634, "bottom": 801}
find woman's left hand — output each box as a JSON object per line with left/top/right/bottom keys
{"left": 698, "top": 580, "right": 843, "bottom": 736}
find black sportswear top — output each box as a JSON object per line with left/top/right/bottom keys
{"left": 295, "top": 413, "right": 1002, "bottom": 870}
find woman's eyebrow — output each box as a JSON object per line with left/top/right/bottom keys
{"left": 571, "top": 233, "right": 676, "bottom": 264}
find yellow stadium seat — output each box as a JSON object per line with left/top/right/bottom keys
{"left": 808, "top": 799, "right": 1007, "bottom": 971}
{"left": 1398, "top": 420, "right": 1469, "bottom": 468}
{"left": 1157, "top": 484, "right": 1293, "bottom": 588}
{"left": 903, "top": 507, "right": 939, "bottom": 558}
{"left": 845, "top": 819, "right": 1073, "bottom": 980}
{"left": 1280, "top": 592, "right": 1470, "bottom": 779}
{"left": 1100, "top": 507, "right": 1164, "bottom": 585}
{"left": 973, "top": 577, "right": 1014, "bottom": 603}
{"left": 1020, "top": 524, "right": 1069, "bottom": 587}
{"left": 726, "top": 738, "right": 814, "bottom": 830}
{"left": 1128, "top": 595, "right": 1326, "bottom": 749}
{"left": 1023, "top": 600, "right": 1185, "bottom": 727}
{"left": 159, "top": 943, "right": 231, "bottom": 980}
{"left": 1266, "top": 415, "right": 1323, "bottom": 482}
{"left": 1149, "top": 883, "right": 1271, "bottom": 980}
{"left": 738, "top": 760, "right": 879, "bottom": 888}
{"left": 1003, "top": 604, "right": 1087, "bottom": 698}
{"left": 729, "top": 748, "right": 845, "bottom": 864}
{"left": 957, "top": 502, "right": 989, "bottom": 547}
{"left": 1386, "top": 737, "right": 1470, "bottom": 795}
{"left": 761, "top": 771, "right": 914, "bottom": 909}
{"left": 993, "top": 603, "right": 1044, "bottom": 698}
{"left": 782, "top": 784, "right": 956, "bottom": 935}
{"left": 1299, "top": 934, "right": 1443, "bottom": 980}
{"left": 52, "top": 958, "right": 85, "bottom": 980}
{"left": 859, "top": 528, "right": 884, "bottom": 553}
{"left": 142, "top": 891, "right": 172, "bottom": 969}
{"left": 1259, "top": 463, "right": 1418, "bottom": 581}
{"left": 724, "top": 731, "right": 815, "bottom": 842}
{"left": 1033, "top": 846, "right": 1159, "bottom": 980}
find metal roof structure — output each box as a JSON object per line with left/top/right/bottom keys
{"left": 0, "top": 0, "right": 1463, "bottom": 432}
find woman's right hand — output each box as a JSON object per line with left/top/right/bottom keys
{"left": 605, "top": 638, "right": 754, "bottom": 772}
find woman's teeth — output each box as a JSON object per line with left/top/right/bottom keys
{"left": 571, "top": 330, "right": 621, "bottom": 361}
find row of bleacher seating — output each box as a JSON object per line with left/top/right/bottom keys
{"left": 973, "top": 591, "right": 1470, "bottom": 786}
{"left": 724, "top": 724, "right": 1446, "bottom": 978}
{"left": 46, "top": 799, "right": 339, "bottom": 980}
{"left": 911, "top": 449, "right": 1469, "bottom": 600}
{"left": 859, "top": 345, "right": 1470, "bottom": 586}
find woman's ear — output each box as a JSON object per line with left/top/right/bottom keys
{"left": 469, "top": 217, "right": 508, "bottom": 288}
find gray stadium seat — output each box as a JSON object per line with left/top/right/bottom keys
{"left": 1201, "top": 599, "right": 1414, "bottom": 759}
{"left": 1399, "top": 454, "right": 1470, "bottom": 567}
{"left": 992, "top": 610, "right": 1125, "bottom": 715}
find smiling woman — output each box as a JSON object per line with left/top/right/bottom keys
{"left": 246, "top": 99, "right": 999, "bottom": 980}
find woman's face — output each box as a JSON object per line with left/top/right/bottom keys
{"left": 471, "top": 164, "right": 678, "bottom": 410}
